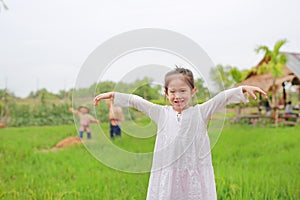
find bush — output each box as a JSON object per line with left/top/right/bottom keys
{"left": 7, "top": 102, "right": 74, "bottom": 127}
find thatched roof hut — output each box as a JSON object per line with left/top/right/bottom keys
{"left": 237, "top": 52, "right": 300, "bottom": 92}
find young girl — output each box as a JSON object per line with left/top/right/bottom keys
{"left": 94, "top": 67, "right": 267, "bottom": 200}
{"left": 70, "top": 105, "right": 99, "bottom": 139}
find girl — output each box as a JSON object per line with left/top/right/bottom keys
{"left": 94, "top": 67, "right": 267, "bottom": 200}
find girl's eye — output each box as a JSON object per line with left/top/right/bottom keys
{"left": 169, "top": 90, "right": 175, "bottom": 93}
{"left": 181, "top": 90, "right": 186, "bottom": 93}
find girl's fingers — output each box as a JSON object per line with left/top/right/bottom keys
{"left": 254, "top": 88, "right": 268, "bottom": 99}
{"left": 245, "top": 86, "right": 267, "bottom": 100}
{"left": 261, "top": 90, "right": 268, "bottom": 99}
{"left": 94, "top": 93, "right": 110, "bottom": 106}
{"left": 250, "top": 91, "right": 257, "bottom": 100}
{"left": 94, "top": 97, "right": 100, "bottom": 106}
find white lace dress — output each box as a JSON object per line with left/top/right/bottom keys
{"left": 114, "top": 87, "right": 248, "bottom": 200}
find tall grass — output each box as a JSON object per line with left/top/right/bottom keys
{"left": 0, "top": 125, "right": 149, "bottom": 200}
{"left": 0, "top": 123, "right": 299, "bottom": 199}
{"left": 213, "top": 124, "right": 300, "bottom": 199}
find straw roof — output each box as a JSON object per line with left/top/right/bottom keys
{"left": 237, "top": 52, "right": 300, "bottom": 92}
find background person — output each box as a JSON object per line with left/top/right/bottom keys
{"left": 70, "top": 105, "right": 99, "bottom": 139}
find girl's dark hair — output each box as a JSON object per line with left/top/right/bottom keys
{"left": 164, "top": 66, "right": 195, "bottom": 92}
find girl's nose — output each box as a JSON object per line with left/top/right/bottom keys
{"left": 175, "top": 94, "right": 181, "bottom": 99}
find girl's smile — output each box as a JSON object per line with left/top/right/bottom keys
{"left": 165, "top": 74, "right": 197, "bottom": 113}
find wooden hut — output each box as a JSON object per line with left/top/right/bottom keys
{"left": 237, "top": 52, "right": 300, "bottom": 124}
{"left": 237, "top": 52, "right": 300, "bottom": 94}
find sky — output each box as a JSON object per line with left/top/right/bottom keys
{"left": 1, "top": 0, "right": 300, "bottom": 98}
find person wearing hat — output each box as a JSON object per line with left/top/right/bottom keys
{"left": 69, "top": 105, "right": 100, "bottom": 139}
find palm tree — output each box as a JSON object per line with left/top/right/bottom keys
{"left": 255, "top": 39, "right": 288, "bottom": 125}
{"left": 229, "top": 67, "right": 249, "bottom": 84}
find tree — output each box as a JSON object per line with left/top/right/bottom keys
{"left": 210, "top": 65, "right": 249, "bottom": 90}
{"left": 229, "top": 67, "right": 248, "bottom": 84}
{"left": 194, "top": 77, "right": 210, "bottom": 102}
{"left": 95, "top": 81, "right": 116, "bottom": 94}
{"left": 131, "top": 78, "right": 161, "bottom": 100}
{"left": 210, "top": 64, "right": 240, "bottom": 91}
{"left": 255, "top": 39, "right": 288, "bottom": 125}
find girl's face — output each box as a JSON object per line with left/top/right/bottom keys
{"left": 165, "top": 74, "right": 197, "bottom": 113}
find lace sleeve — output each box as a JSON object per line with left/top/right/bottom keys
{"left": 198, "top": 86, "right": 248, "bottom": 122}
{"left": 113, "top": 92, "right": 162, "bottom": 123}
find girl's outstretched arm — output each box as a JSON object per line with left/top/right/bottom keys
{"left": 241, "top": 85, "right": 268, "bottom": 100}
{"left": 94, "top": 92, "right": 114, "bottom": 106}
{"left": 199, "top": 85, "right": 267, "bottom": 122}
{"left": 94, "top": 92, "right": 162, "bottom": 124}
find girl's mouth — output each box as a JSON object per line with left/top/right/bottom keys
{"left": 174, "top": 99, "right": 184, "bottom": 105}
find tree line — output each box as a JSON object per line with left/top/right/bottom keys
{"left": 0, "top": 39, "right": 289, "bottom": 126}
{"left": 0, "top": 66, "right": 245, "bottom": 127}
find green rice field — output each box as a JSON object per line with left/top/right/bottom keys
{"left": 0, "top": 122, "right": 299, "bottom": 199}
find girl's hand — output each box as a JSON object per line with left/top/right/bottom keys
{"left": 241, "top": 86, "right": 268, "bottom": 100}
{"left": 94, "top": 92, "right": 114, "bottom": 106}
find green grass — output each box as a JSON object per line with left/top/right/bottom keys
{"left": 0, "top": 125, "right": 149, "bottom": 200}
{"left": 0, "top": 123, "right": 299, "bottom": 199}
{"left": 213, "top": 124, "right": 300, "bottom": 199}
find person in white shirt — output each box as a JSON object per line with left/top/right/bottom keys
{"left": 94, "top": 67, "right": 267, "bottom": 200}
{"left": 284, "top": 101, "right": 293, "bottom": 115}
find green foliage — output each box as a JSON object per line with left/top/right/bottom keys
{"left": 94, "top": 100, "right": 110, "bottom": 123}
{"left": 57, "top": 89, "right": 72, "bottom": 101}
{"left": 0, "top": 89, "right": 15, "bottom": 101}
{"left": 210, "top": 65, "right": 232, "bottom": 90}
{"left": 210, "top": 65, "right": 251, "bottom": 91}
{"left": 194, "top": 78, "right": 210, "bottom": 101}
{"left": 7, "top": 102, "right": 74, "bottom": 127}
{"left": 255, "top": 39, "right": 288, "bottom": 125}
{"left": 229, "top": 67, "right": 249, "bottom": 84}
{"left": 131, "top": 78, "right": 162, "bottom": 100}
{"left": 0, "top": 102, "right": 8, "bottom": 119}
{"left": 256, "top": 39, "right": 288, "bottom": 78}
{"left": 0, "top": 89, "right": 7, "bottom": 100}
{"left": 75, "top": 79, "right": 164, "bottom": 101}
{"left": 210, "top": 64, "right": 236, "bottom": 90}
{"left": 3, "top": 77, "right": 218, "bottom": 127}
{"left": 27, "top": 88, "right": 60, "bottom": 101}
{"left": 258, "top": 61, "right": 286, "bottom": 78}
{"left": 95, "top": 81, "right": 116, "bottom": 94}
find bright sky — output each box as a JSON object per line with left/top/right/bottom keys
{"left": 1, "top": 0, "right": 300, "bottom": 97}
